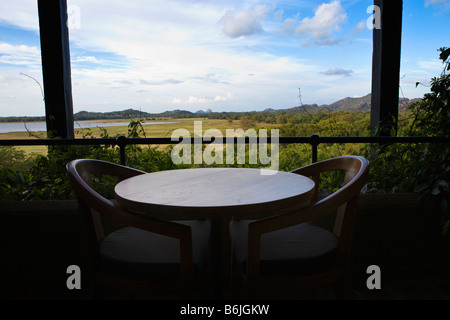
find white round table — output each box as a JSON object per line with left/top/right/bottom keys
{"left": 114, "top": 167, "right": 315, "bottom": 217}
{"left": 114, "top": 167, "right": 315, "bottom": 298}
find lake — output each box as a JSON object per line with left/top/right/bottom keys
{"left": 0, "top": 120, "right": 178, "bottom": 134}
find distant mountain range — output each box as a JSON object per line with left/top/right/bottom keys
{"left": 263, "top": 93, "right": 420, "bottom": 113}
{"left": 0, "top": 93, "right": 421, "bottom": 122}
{"left": 73, "top": 93, "right": 419, "bottom": 119}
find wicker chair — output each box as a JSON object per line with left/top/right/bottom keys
{"left": 229, "top": 156, "right": 369, "bottom": 299}
{"left": 67, "top": 159, "right": 211, "bottom": 299}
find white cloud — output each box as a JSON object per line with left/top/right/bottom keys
{"left": 0, "top": 42, "right": 41, "bottom": 66}
{"left": 314, "top": 75, "right": 370, "bottom": 103}
{"left": 219, "top": 5, "right": 271, "bottom": 38}
{"left": 0, "top": 0, "right": 39, "bottom": 31}
{"left": 0, "top": 0, "right": 379, "bottom": 115}
{"left": 295, "top": 1, "right": 348, "bottom": 46}
{"left": 0, "top": 43, "right": 38, "bottom": 54}
{"left": 321, "top": 67, "right": 353, "bottom": 76}
{"left": 274, "top": 9, "right": 284, "bottom": 22}
{"left": 424, "top": 0, "right": 450, "bottom": 11}
{"left": 187, "top": 96, "right": 209, "bottom": 104}
{"left": 425, "top": 0, "right": 448, "bottom": 6}
{"left": 71, "top": 56, "right": 99, "bottom": 63}
{"left": 352, "top": 20, "right": 366, "bottom": 36}
{"left": 417, "top": 59, "right": 444, "bottom": 71}
{"left": 279, "top": 16, "right": 299, "bottom": 34}
{"left": 172, "top": 96, "right": 208, "bottom": 105}
{"left": 214, "top": 92, "right": 233, "bottom": 101}
{"left": 0, "top": 66, "right": 45, "bottom": 116}
{"left": 62, "top": 1, "right": 325, "bottom": 112}
{"left": 172, "top": 92, "right": 232, "bottom": 105}
{"left": 140, "top": 79, "right": 183, "bottom": 86}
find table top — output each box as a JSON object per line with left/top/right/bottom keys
{"left": 114, "top": 167, "right": 315, "bottom": 217}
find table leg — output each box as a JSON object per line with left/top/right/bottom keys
{"left": 210, "top": 216, "right": 232, "bottom": 299}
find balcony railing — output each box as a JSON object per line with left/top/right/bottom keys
{"left": 0, "top": 135, "right": 448, "bottom": 165}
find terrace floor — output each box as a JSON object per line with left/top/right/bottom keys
{"left": 2, "top": 255, "right": 450, "bottom": 301}
{"left": 1, "top": 194, "right": 450, "bottom": 301}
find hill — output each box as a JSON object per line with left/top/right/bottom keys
{"left": 74, "top": 108, "right": 201, "bottom": 120}
{"left": 73, "top": 108, "right": 151, "bottom": 120}
{"left": 0, "top": 94, "right": 421, "bottom": 122}
{"left": 324, "top": 93, "right": 421, "bottom": 111}
{"left": 327, "top": 94, "right": 372, "bottom": 111}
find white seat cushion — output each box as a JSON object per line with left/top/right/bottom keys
{"left": 100, "top": 220, "right": 210, "bottom": 281}
{"left": 229, "top": 220, "right": 338, "bottom": 276}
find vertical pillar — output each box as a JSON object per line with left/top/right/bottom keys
{"left": 38, "top": 0, "right": 74, "bottom": 138}
{"left": 370, "top": 0, "right": 403, "bottom": 136}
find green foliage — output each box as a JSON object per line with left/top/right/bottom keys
{"left": 0, "top": 118, "right": 182, "bottom": 200}
{"left": 74, "top": 109, "right": 150, "bottom": 121}
{"left": 0, "top": 146, "right": 28, "bottom": 169}
{"left": 366, "top": 47, "right": 450, "bottom": 236}
{"left": 278, "top": 111, "right": 371, "bottom": 137}
{"left": 0, "top": 147, "right": 34, "bottom": 200}
{"left": 0, "top": 116, "right": 46, "bottom": 123}
{"left": 240, "top": 115, "right": 257, "bottom": 130}
{"left": 0, "top": 106, "right": 437, "bottom": 202}
{"left": 0, "top": 166, "right": 31, "bottom": 201}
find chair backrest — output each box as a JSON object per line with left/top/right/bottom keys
{"left": 293, "top": 156, "right": 369, "bottom": 261}
{"left": 66, "top": 159, "right": 147, "bottom": 269}
{"left": 290, "top": 156, "right": 369, "bottom": 240}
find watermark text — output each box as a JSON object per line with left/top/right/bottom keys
{"left": 171, "top": 121, "right": 279, "bottom": 175}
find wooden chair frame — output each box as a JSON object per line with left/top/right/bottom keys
{"left": 66, "top": 159, "right": 198, "bottom": 298}
{"left": 234, "top": 156, "right": 369, "bottom": 298}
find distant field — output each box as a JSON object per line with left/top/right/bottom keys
{"left": 0, "top": 118, "right": 277, "bottom": 155}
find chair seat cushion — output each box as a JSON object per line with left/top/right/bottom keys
{"left": 99, "top": 220, "right": 210, "bottom": 281}
{"left": 229, "top": 220, "right": 338, "bottom": 277}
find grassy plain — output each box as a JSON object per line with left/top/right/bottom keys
{"left": 0, "top": 118, "right": 277, "bottom": 155}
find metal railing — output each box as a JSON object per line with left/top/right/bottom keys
{"left": 0, "top": 134, "right": 448, "bottom": 165}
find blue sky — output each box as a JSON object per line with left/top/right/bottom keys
{"left": 0, "top": 0, "right": 448, "bottom": 117}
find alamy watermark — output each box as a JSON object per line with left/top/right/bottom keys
{"left": 170, "top": 121, "right": 279, "bottom": 175}
{"left": 66, "top": 265, "right": 81, "bottom": 290}
{"left": 366, "top": 265, "right": 381, "bottom": 290}
{"left": 367, "top": 5, "right": 381, "bottom": 30}
{"left": 67, "top": 5, "right": 81, "bottom": 30}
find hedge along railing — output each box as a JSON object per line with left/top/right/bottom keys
{"left": 0, "top": 135, "right": 448, "bottom": 165}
